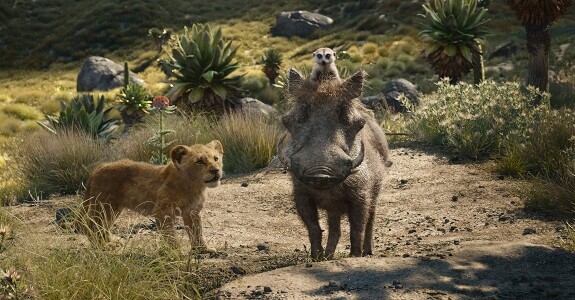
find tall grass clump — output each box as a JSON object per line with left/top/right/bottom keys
{"left": 211, "top": 111, "right": 281, "bottom": 174}
{"left": 31, "top": 248, "right": 198, "bottom": 299}
{"left": 410, "top": 79, "right": 547, "bottom": 158}
{"left": 15, "top": 130, "right": 110, "bottom": 199}
{"left": 498, "top": 108, "right": 575, "bottom": 213}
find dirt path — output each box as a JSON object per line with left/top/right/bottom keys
{"left": 5, "top": 147, "right": 574, "bottom": 299}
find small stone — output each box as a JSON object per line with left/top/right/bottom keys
{"left": 556, "top": 225, "right": 566, "bottom": 232}
{"left": 328, "top": 281, "right": 338, "bottom": 287}
{"left": 256, "top": 243, "right": 269, "bottom": 251}
{"left": 305, "top": 263, "right": 313, "bottom": 268}
{"left": 454, "top": 240, "right": 461, "bottom": 245}
{"left": 498, "top": 175, "right": 505, "bottom": 180}
{"left": 408, "top": 229, "right": 416, "bottom": 234}
{"left": 231, "top": 265, "right": 247, "bottom": 275}
{"left": 399, "top": 179, "right": 408, "bottom": 184}
{"left": 451, "top": 195, "right": 458, "bottom": 202}
{"left": 449, "top": 225, "right": 457, "bottom": 232}
{"left": 241, "top": 182, "right": 249, "bottom": 187}
{"left": 402, "top": 253, "right": 410, "bottom": 258}
{"left": 263, "top": 286, "right": 272, "bottom": 293}
{"left": 523, "top": 227, "right": 536, "bottom": 235}
{"left": 498, "top": 215, "right": 510, "bottom": 222}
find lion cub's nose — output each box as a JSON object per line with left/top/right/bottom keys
{"left": 211, "top": 169, "right": 220, "bottom": 176}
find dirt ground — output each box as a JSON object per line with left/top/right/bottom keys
{"left": 5, "top": 146, "right": 575, "bottom": 299}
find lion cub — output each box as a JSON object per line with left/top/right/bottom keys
{"left": 82, "top": 141, "right": 224, "bottom": 251}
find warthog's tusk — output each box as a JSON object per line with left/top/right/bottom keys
{"left": 350, "top": 141, "right": 365, "bottom": 172}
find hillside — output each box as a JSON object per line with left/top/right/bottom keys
{"left": 1, "top": 0, "right": 573, "bottom": 70}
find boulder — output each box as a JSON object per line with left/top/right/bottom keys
{"left": 487, "top": 41, "right": 520, "bottom": 61}
{"left": 77, "top": 56, "right": 145, "bottom": 92}
{"left": 272, "top": 11, "right": 333, "bottom": 38}
{"left": 362, "top": 78, "right": 419, "bottom": 113}
{"left": 235, "top": 97, "right": 277, "bottom": 116}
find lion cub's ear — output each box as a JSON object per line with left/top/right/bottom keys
{"left": 206, "top": 140, "right": 224, "bottom": 155}
{"left": 170, "top": 145, "right": 188, "bottom": 167}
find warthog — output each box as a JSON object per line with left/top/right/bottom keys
{"left": 279, "top": 69, "right": 390, "bottom": 259}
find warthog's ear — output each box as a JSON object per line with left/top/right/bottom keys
{"left": 206, "top": 140, "right": 224, "bottom": 155}
{"left": 288, "top": 68, "right": 305, "bottom": 95}
{"left": 342, "top": 70, "right": 367, "bottom": 100}
{"left": 170, "top": 145, "right": 188, "bottom": 167}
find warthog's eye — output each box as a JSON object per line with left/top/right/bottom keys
{"left": 316, "top": 53, "right": 323, "bottom": 59}
{"left": 196, "top": 159, "right": 206, "bottom": 165}
{"left": 214, "top": 156, "right": 219, "bottom": 162}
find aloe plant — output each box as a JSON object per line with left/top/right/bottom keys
{"left": 116, "top": 84, "right": 152, "bottom": 127}
{"left": 262, "top": 49, "right": 283, "bottom": 85}
{"left": 419, "top": 0, "right": 490, "bottom": 84}
{"left": 165, "top": 24, "right": 242, "bottom": 112}
{"left": 39, "top": 94, "right": 118, "bottom": 140}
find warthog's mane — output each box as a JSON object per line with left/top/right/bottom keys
{"left": 289, "top": 79, "right": 361, "bottom": 107}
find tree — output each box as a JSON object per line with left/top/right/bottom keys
{"left": 419, "top": 0, "right": 490, "bottom": 84}
{"left": 506, "top": 0, "right": 572, "bottom": 95}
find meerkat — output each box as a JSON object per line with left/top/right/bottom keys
{"left": 311, "top": 47, "right": 341, "bottom": 82}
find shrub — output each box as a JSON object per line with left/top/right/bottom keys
{"left": 410, "top": 80, "right": 548, "bottom": 158}
{"left": 165, "top": 24, "right": 242, "bottom": 112}
{"left": 39, "top": 94, "right": 119, "bottom": 141}
{"left": 211, "top": 111, "right": 281, "bottom": 174}
{"left": 116, "top": 83, "right": 152, "bottom": 127}
{"left": 15, "top": 130, "right": 110, "bottom": 199}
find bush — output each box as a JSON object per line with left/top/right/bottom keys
{"left": 410, "top": 80, "right": 548, "bottom": 158}
{"left": 211, "top": 111, "right": 281, "bottom": 174}
{"left": 15, "top": 130, "right": 111, "bottom": 199}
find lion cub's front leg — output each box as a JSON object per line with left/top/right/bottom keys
{"left": 183, "top": 210, "right": 215, "bottom": 253}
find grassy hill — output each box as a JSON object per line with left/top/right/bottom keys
{"left": 0, "top": 0, "right": 574, "bottom": 143}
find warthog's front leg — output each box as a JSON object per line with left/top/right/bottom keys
{"left": 363, "top": 203, "right": 377, "bottom": 256}
{"left": 295, "top": 194, "right": 323, "bottom": 260}
{"left": 348, "top": 203, "right": 369, "bottom": 257}
{"left": 324, "top": 212, "right": 341, "bottom": 259}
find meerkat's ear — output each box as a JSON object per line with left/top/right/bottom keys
{"left": 312, "top": 51, "right": 316, "bottom": 57}
{"left": 170, "top": 145, "right": 188, "bottom": 167}
{"left": 288, "top": 68, "right": 305, "bottom": 94}
{"left": 206, "top": 140, "right": 224, "bottom": 155}
{"left": 342, "top": 70, "right": 367, "bottom": 100}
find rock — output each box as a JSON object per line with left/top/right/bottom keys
{"left": 523, "top": 228, "right": 536, "bottom": 235}
{"left": 272, "top": 11, "right": 334, "bottom": 38}
{"left": 55, "top": 207, "right": 73, "bottom": 224}
{"left": 235, "top": 97, "right": 277, "bottom": 116}
{"left": 383, "top": 78, "right": 419, "bottom": 112}
{"left": 263, "top": 286, "right": 272, "bottom": 293}
{"left": 362, "top": 78, "right": 420, "bottom": 113}
{"left": 451, "top": 195, "right": 459, "bottom": 202}
{"left": 231, "top": 265, "right": 247, "bottom": 275}
{"left": 241, "top": 182, "right": 249, "bottom": 188}
{"left": 488, "top": 41, "right": 520, "bottom": 61}
{"left": 257, "top": 243, "right": 269, "bottom": 251}
{"left": 77, "top": 56, "right": 145, "bottom": 92}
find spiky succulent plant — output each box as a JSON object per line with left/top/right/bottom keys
{"left": 165, "top": 24, "right": 242, "bottom": 112}
{"left": 419, "top": 0, "right": 490, "bottom": 83}
{"left": 39, "top": 94, "right": 118, "bottom": 140}
{"left": 262, "top": 49, "right": 283, "bottom": 85}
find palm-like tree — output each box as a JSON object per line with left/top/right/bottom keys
{"left": 419, "top": 0, "right": 490, "bottom": 84}
{"left": 507, "top": 0, "right": 572, "bottom": 94}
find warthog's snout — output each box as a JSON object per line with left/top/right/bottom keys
{"left": 300, "top": 166, "right": 342, "bottom": 189}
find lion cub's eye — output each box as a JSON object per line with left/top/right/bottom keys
{"left": 214, "top": 156, "right": 219, "bottom": 162}
{"left": 196, "top": 159, "right": 206, "bottom": 165}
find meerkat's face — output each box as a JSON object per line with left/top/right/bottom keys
{"left": 313, "top": 48, "right": 336, "bottom": 65}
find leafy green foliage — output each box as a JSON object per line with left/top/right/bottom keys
{"left": 410, "top": 79, "right": 548, "bottom": 158}
{"left": 116, "top": 84, "right": 153, "bottom": 126}
{"left": 39, "top": 94, "right": 118, "bottom": 140}
{"left": 418, "top": 0, "right": 490, "bottom": 82}
{"left": 262, "top": 49, "right": 283, "bottom": 85}
{"left": 165, "top": 24, "right": 242, "bottom": 112}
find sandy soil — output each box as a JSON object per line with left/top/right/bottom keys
{"left": 5, "top": 146, "right": 575, "bottom": 299}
